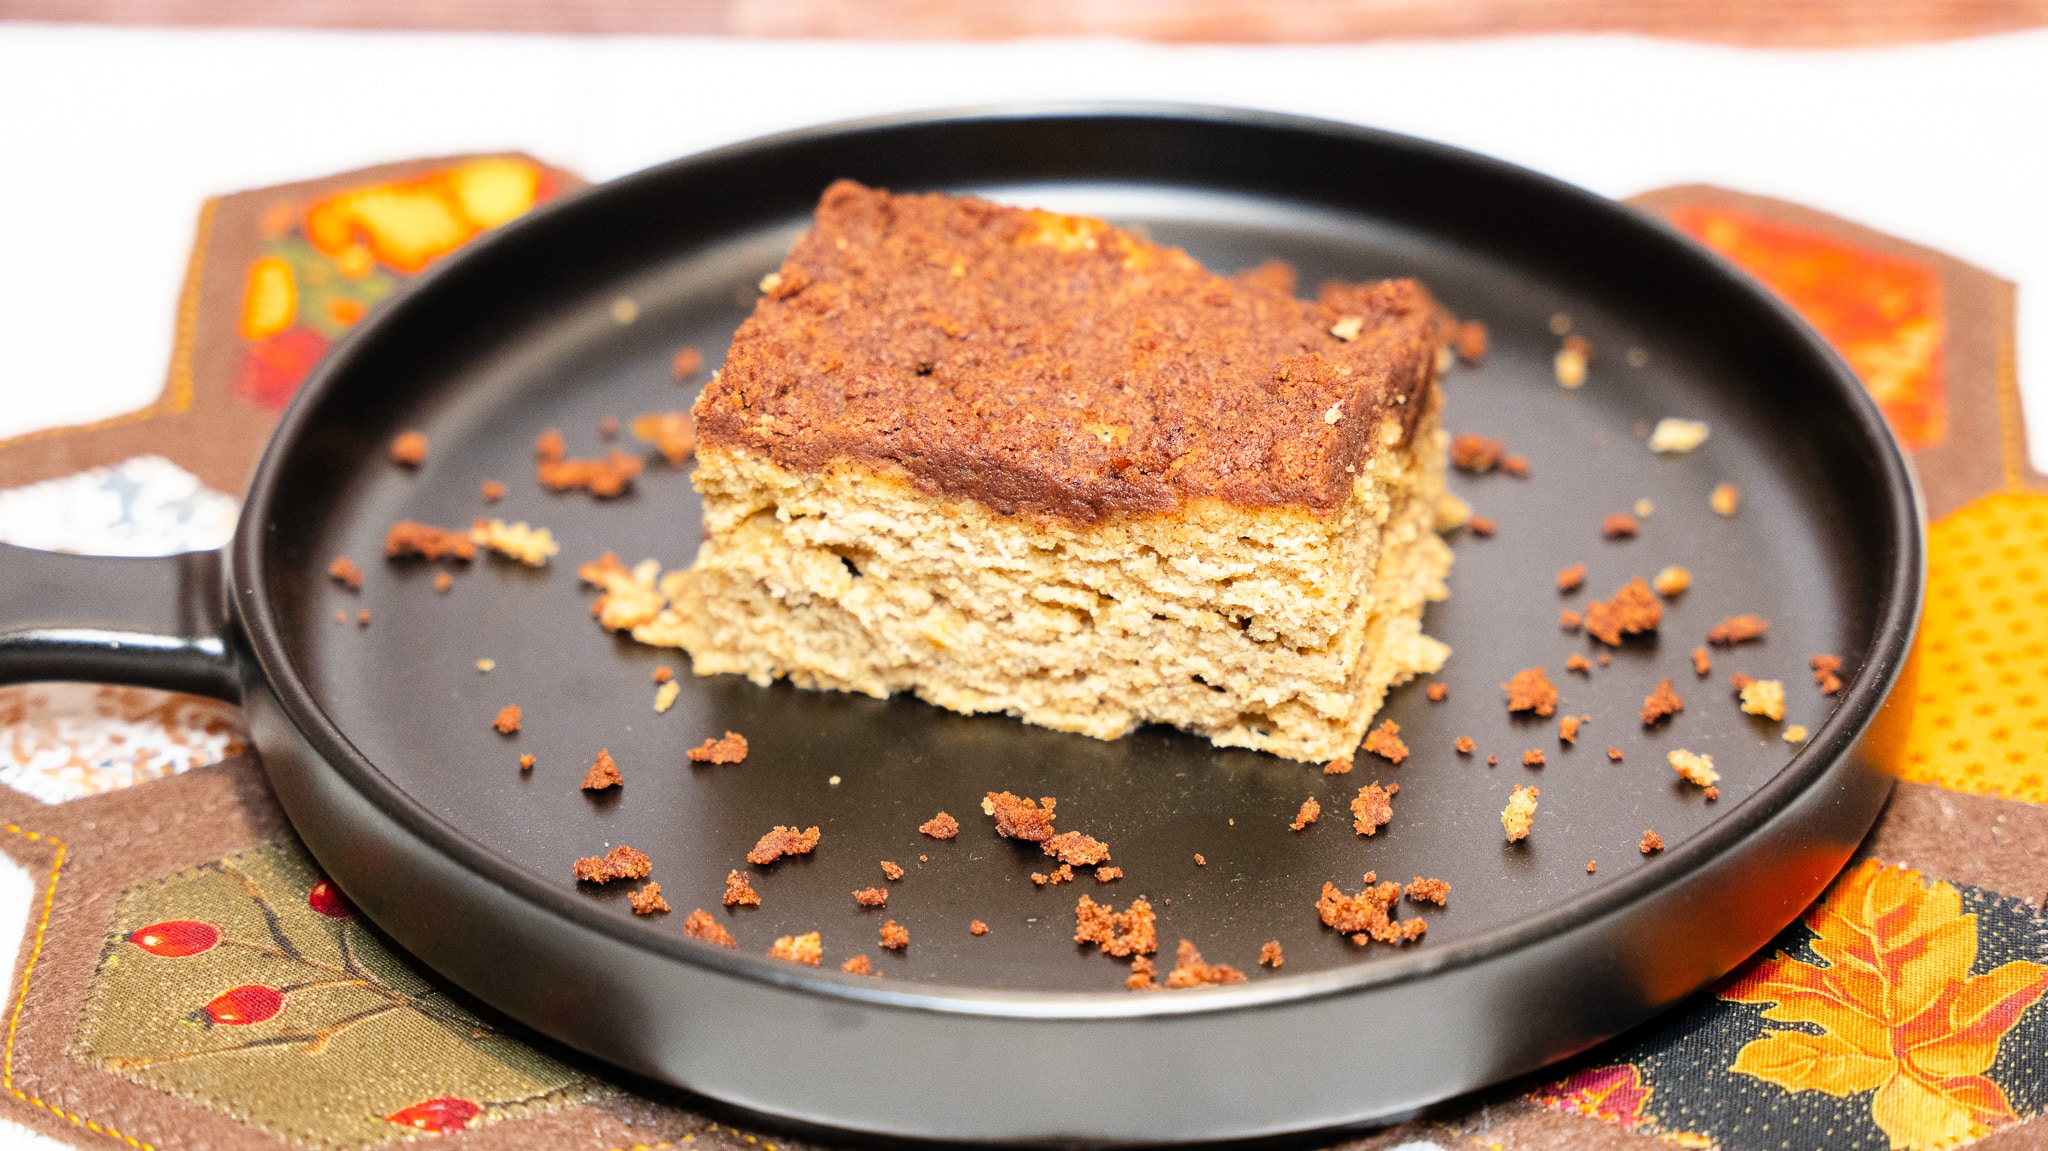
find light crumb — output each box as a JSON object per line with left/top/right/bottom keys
{"left": 1554, "top": 344, "right": 1588, "bottom": 388}
{"left": 1653, "top": 566, "right": 1691, "bottom": 597}
{"left": 1329, "top": 315, "right": 1364, "bottom": 341}
{"left": 1740, "top": 679, "right": 1787, "bottom": 721}
{"left": 1711, "top": 483, "right": 1741, "bottom": 516}
{"left": 654, "top": 680, "right": 680, "bottom": 713}
{"left": 1648, "top": 418, "right": 1710, "bottom": 453}
{"left": 1784, "top": 725, "right": 1810, "bottom": 743}
{"left": 469, "top": 519, "right": 559, "bottom": 566}
{"left": 1669, "top": 749, "right": 1719, "bottom": 787}
{"left": 769, "top": 932, "right": 821, "bottom": 966}
{"left": 1634, "top": 498, "right": 1655, "bottom": 518}
{"left": 1503, "top": 786, "right": 1539, "bottom": 842}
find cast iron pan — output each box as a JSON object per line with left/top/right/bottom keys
{"left": 0, "top": 106, "right": 1921, "bottom": 1143}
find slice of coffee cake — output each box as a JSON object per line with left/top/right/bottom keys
{"left": 669, "top": 181, "right": 1452, "bottom": 763}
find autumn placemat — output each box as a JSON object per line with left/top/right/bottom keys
{"left": 1, "top": 165, "right": 2045, "bottom": 1151}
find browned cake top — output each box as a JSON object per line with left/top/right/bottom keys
{"left": 695, "top": 180, "right": 1445, "bottom": 522}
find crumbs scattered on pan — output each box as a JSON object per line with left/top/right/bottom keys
{"left": 683, "top": 909, "right": 736, "bottom": 947}
{"left": 1165, "top": 939, "right": 1247, "bottom": 988}
{"left": 1503, "top": 786, "right": 1539, "bottom": 842}
{"left": 1405, "top": 877, "right": 1449, "bottom": 905}
{"left": 1584, "top": 577, "right": 1662, "bottom": 646}
{"left": 1639, "top": 830, "right": 1664, "bottom": 854}
{"left": 1602, "top": 512, "right": 1639, "bottom": 539}
{"left": 984, "top": 792, "right": 1058, "bottom": 841}
{"left": 390, "top": 431, "right": 428, "bottom": 467}
{"left": 1669, "top": 749, "right": 1719, "bottom": 787}
{"left": 385, "top": 521, "right": 476, "bottom": 562}
{"left": 687, "top": 731, "right": 749, "bottom": 764}
{"left": 1640, "top": 679, "right": 1684, "bottom": 726}
{"left": 1707, "top": 615, "right": 1770, "bottom": 645}
{"left": 1351, "top": 782, "right": 1397, "bottom": 836}
{"left": 328, "top": 556, "right": 364, "bottom": 589}
{"left": 747, "top": 825, "right": 820, "bottom": 866}
{"left": 581, "top": 749, "right": 622, "bottom": 790}
{"left": 723, "top": 869, "right": 761, "bottom": 907}
{"left": 769, "top": 932, "right": 822, "bottom": 966}
{"left": 492, "top": 705, "right": 522, "bottom": 735}
{"left": 879, "top": 920, "right": 909, "bottom": 950}
{"left": 1290, "top": 797, "right": 1320, "bottom": 831}
{"left": 1812, "top": 654, "right": 1844, "bottom": 695}
{"left": 573, "top": 845, "right": 650, "bottom": 884}
{"left": 1323, "top": 756, "right": 1353, "bottom": 775}
{"left": 630, "top": 882, "right": 671, "bottom": 915}
{"left": 919, "top": 812, "right": 960, "bottom": 839}
{"left": 1556, "top": 563, "right": 1587, "bottom": 593}
{"left": 1363, "top": 720, "right": 1408, "bottom": 764}
{"left": 1504, "top": 667, "right": 1559, "bottom": 717}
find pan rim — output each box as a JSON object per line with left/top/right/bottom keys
{"left": 230, "top": 101, "right": 1924, "bottom": 1021}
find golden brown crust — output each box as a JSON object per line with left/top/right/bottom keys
{"left": 695, "top": 181, "right": 1444, "bottom": 523}
{"left": 572, "top": 845, "right": 650, "bottom": 884}
{"left": 747, "top": 825, "right": 821, "bottom": 866}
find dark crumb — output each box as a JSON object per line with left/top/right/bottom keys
{"left": 1730, "top": 672, "right": 1756, "bottom": 691}
{"left": 1565, "top": 653, "right": 1592, "bottom": 674}
{"left": 1074, "top": 895, "right": 1158, "bottom": 958}
{"left": 1487, "top": 754, "right": 1499, "bottom": 766}
{"left": 880, "top": 860, "right": 905, "bottom": 881}
{"left": 492, "top": 705, "right": 522, "bottom": 734}
{"left": 1598, "top": 652, "right": 1612, "bottom": 666}
{"left": 384, "top": 520, "right": 476, "bottom": 562}
{"left": 723, "top": 869, "right": 760, "bottom": 907}
{"left": 1259, "top": 940, "right": 1285, "bottom": 968}
{"left": 1501, "top": 454, "right": 1530, "bottom": 478}
{"left": 970, "top": 920, "right": 989, "bottom": 935}
{"left": 534, "top": 426, "right": 644, "bottom": 497}
{"left": 672, "top": 346, "right": 705, "bottom": 379}
{"left": 840, "top": 954, "right": 875, "bottom": 976}
{"left": 390, "top": 430, "right": 428, "bottom": 467}
{"left": 1523, "top": 749, "right": 1546, "bottom": 767}
{"left": 1455, "top": 320, "right": 1489, "bottom": 363}
{"left": 519, "top": 753, "right": 535, "bottom": 771}
{"left": 1095, "top": 866, "right": 1124, "bottom": 882}
{"left": 581, "top": 749, "right": 623, "bottom": 790}
{"left": 534, "top": 429, "right": 565, "bottom": 463}
{"left": 879, "top": 920, "right": 909, "bottom": 950}
{"left": 1128, "top": 954, "right": 1159, "bottom": 992}
{"left": 1033, "top": 864, "right": 1075, "bottom": 886}
{"left": 1584, "top": 577, "right": 1662, "bottom": 646}
{"left": 1705, "top": 786, "right": 1720, "bottom": 801}
{"left": 1560, "top": 608, "right": 1584, "bottom": 631}
{"left": 631, "top": 412, "right": 697, "bottom": 466}
{"left": 654, "top": 666, "right": 673, "bottom": 683}
{"left": 746, "top": 825, "right": 821, "bottom": 866}
{"left": 1707, "top": 615, "right": 1770, "bottom": 645}
{"left": 853, "top": 887, "right": 889, "bottom": 908}
{"left": 1607, "top": 745, "right": 1624, "bottom": 762}
{"left": 434, "top": 571, "right": 452, "bottom": 593}
{"left": 1640, "top": 678, "right": 1685, "bottom": 726}
{"left": 629, "top": 882, "right": 671, "bottom": 915}
{"left": 919, "top": 811, "right": 960, "bottom": 839}
{"left": 1504, "top": 667, "right": 1559, "bottom": 716}
{"left": 1602, "top": 512, "right": 1639, "bottom": 539}
{"left": 920, "top": 855, "right": 928, "bottom": 862}
{"left": 683, "top": 909, "right": 737, "bottom": 947}
{"left": 481, "top": 479, "right": 506, "bottom": 502}
{"left": 572, "top": 845, "right": 651, "bottom": 884}
{"left": 1812, "top": 653, "right": 1844, "bottom": 694}
{"left": 1693, "top": 646, "right": 1712, "bottom": 676}
{"left": 1427, "top": 683, "right": 1449, "bottom": 702}
{"left": 356, "top": 609, "right": 371, "bottom": 626}
{"left": 1351, "top": 781, "right": 1398, "bottom": 836}
{"left": 1317, "top": 874, "right": 1424, "bottom": 945}
{"left": 1323, "top": 756, "right": 1354, "bottom": 775}
{"left": 686, "top": 732, "right": 749, "bottom": 764}
{"left": 1468, "top": 515, "right": 1496, "bottom": 537}
{"left": 1587, "top": 860, "right": 1598, "bottom": 873}
{"left": 1559, "top": 714, "right": 1587, "bottom": 743}
{"left": 1454, "top": 736, "right": 1476, "bottom": 755}
{"left": 984, "top": 791, "right": 1058, "bottom": 841}
{"left": 1640, "top": 830, "right": 1665, "bottom": 854}
{"left": 1450, "top": 433, "right": 1504, "bottom": 473}
{"left": 1193, "top": 854, "right": 1207, "bottom": 866}
{"left": 328, "top": 556, "right": 364, "bottom": 589}
{"left": 1363, "top": 719, "right": 1409, "bottom": 764}
{"left": 769, "top": 933, "right": 822, "bottom": 966}
{"left": 1405, "top": 877, "right": 1450, "bottom": 905}
{"left": 1557, "top": 563, "right": 1587, "bottom": 592}
{"left": 599, "top": 415, "right": 619, "bottom": 439}
{"left": 1165, "top": 939, "right": 1248, "bottom": 988}
{"left": 1045, "top": 831, "right": 1112, "bottom": 866}
{"left": 1290, "top": 797, "right": 1321, "bottom": 830}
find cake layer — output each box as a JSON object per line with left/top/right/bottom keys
{"left": 693, "top": 180, "right": 1447, "bottom": 523}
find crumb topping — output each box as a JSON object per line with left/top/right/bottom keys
{"left": 769, "top": 932, "right": 822, "bottom": 966}
{"left": 1812, "top": 654, "right": 1844, "bottom": 695}
{"left": 1523, "top": 749, "right": 1546, "bottom": 767}
{"left": 390, "top": 430, "right": 428, "bottom": 466}
{"left": 1504, "top": 667, "right": 1559, "bottom": 716}
{"left": 1323, "top": 756, "right": 1354, "bottom": 775}
{"left": 1602, "top": 512, "right": 1639, "bottom": 539}
{"left": 1074, "top": 895, "right": 1158, "bottom": 958}
{"left": 683, "top": 909, "right": 737, "bottom": 947}
{"left": 1707, "top": 615, "right": 1770, "bottom": 645}
{"left": 1165, "top": 939, "right": 1248, "bottom": 988}
{"left": 687, "top": 732, "right": 750, "bottom": 764}
{"left": 881, "top": 860, "right": 905, "bottom": 881}
{"left": 1427, "top": 683, "right": 1449, "bottom": 702}
{"left": 1584, "top": 576, "right": 1662, "bottom": 646}
{"left": 631, "top": 411, "right": 697, "bottom": 465}
{"left": 840, "top": 954, "right": 875, "bottom": 976}
{"left": 328, "top": 556, "right": 364, "bottom": 588}
{"left": 1640, "top": 678, "right": 1685, "bottom": 726}
{"left": 1351, "top": 781, "right": 1398, "bottom": 836}
{"left": 879, "top": 920, "right": 910, "bottom": 950}
{"left": 723, "top": 869, "right": 761, "bottom": 907}
{"left": 1405, "top": 877, "right": 1450, "bottom": 905}
{"left": 919, "top": 812, "right": 960, "bottom": 839}
{"left": 1565, "top": 653, "right": 1592, "bottom": 674}
{"left": 1317, "top": 873, "right": 1426, "bottom": 945}
{"left": 1363, "top": 719, "right": 1409, "bottom": 764}
{"left": 1503, "top": 786, "right": 1539, "bottom": 842}
{"left": 1454, "top": 736, "right": 1475, "bottom": 755}
{"left": 492, "top": 705, "right": 522, "bottom": 735}
{"left": 581, "top": 749, "right": 622, "bottom": 791}
{"left": 1451, "top": 433, "right": 1505, "bottom": 473}
{"left": 1639, "top": 830, "right": 1665, "bottom": 854}
{"left": 983, "top": 792, "right": 1058, "bottom": 842}
{"left": 535, "top": 429, "right": 643, "bottom": 497}
{"left": 1559, "top": 715, "right": 1587, "bottom": 744}
{"left": 746, "top": 825, "right": 821, "bottom": 866}
{"left": 1095, "top": 866, "right": 1124, "bottom": 882}
{"left": 1557, "top": 563, "right": 1587, "bottom": 592}
{"left": 573, "top": 845, "right": 651, "bottom": 884}
{"left": 1127, "top": 954, "right": 1159, "bottom": 992}
{"left": 384, "top": 521, "right": 476, "bottom": 562}
{"left": 629, "top": 882, "right": 671, "bottom": 915}
{"left": 1259, "top": 940, "right": 1284, "bottom": 968}
{"left": 853, "top": 887, "right": 889, "bottom": 907}
{"left": 1290, "top": 797, "right": 1321, "bottom": 831}
{"left": 1044, "top": 831, "right": 1111, "bottom": 866}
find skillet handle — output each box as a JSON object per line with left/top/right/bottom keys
{"left": 0, "top": 542, "right": 239, "bottom": 701}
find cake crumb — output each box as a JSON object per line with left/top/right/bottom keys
{"left": 470, "top": 518, "right": 560, "bottom": 566}
{"left": 1259, "top": 940, "right": 1285, "bottom": 968}
{"left": 480, "top": 479, "right": 506, "bottom": 502}
{"left": 746, "top": 826, "right": 820, "bottom": 866}
{"left": 518, "top": 753, "right": 535, "bottom": 771}
{"left": 1669, "top": 749, "right": 1719, "bottom": 787}
{"left": 335, "top": 611, "right": 346, "bottom": 624}
{"left": 1639, "top": 830, "right": 1665, "bottom": 854}
{"left": 1074, "top": 896, "right": 1158, "bottom": 957}
{"left": 1032, "top": 864, "right": 1075, "bottom": 885}
{"left": 671, "top": 346, "right": 704, "bottom": 379}
{"left": 1556, "top": 563, "right": 1588, "bottom": 592}
{"left": 879, "top": 920, "right": 909, "bottom": 950}
{"left": 1405, "top": 877, "right": 1450, "bottom": 905}
{"left": 1598, "top": 653, "right": 1612, "bottom": 666}
{"left": 1487, "top": 754, "right": 1499, "bottom": 766}
{"left": 1602, "top": 512, "right": 1639, "bottom": 539}
{"left": 1707, "top": 615, "right": 1770, "bottom": 645}
{"left": 1555, "top": 341, "right": 1588, "bottom": 388}
{"left": 435, "top": 572, "right": 453, "bottom": 592}
{"left": 840, "top": 954, "right": 875, "bottom": 976}
{"left": 573, "top": 845, "right": 650, "bottom": 884}
{"left": 1559, "top": 715, "right": 1587, "bottom": 744}
{"left": 1565, "top": 653, "right": 1592, "bottom": 674}
{"left": 492, "top": 705, "right": 522, "bottom": 734}
{"left": 1740, "top": 679, "right": 1786, "bottom": 721}
{"left": 1455, "top": 320, "right": 1489, "bottom": 363}
{"left": 853, "top": 887, "right": 889, "bottom": 908}
{"left": 1652, "top": 566, "right": 1691, "bottom": 597}
{"left": 1648, "top": 418, "right": 1710, "bottom": 453}
{"left": 1165, "top": 939, "right": 1247, "bottom": 988}
{"left": 984, "top": 792, "right": 1058, "bottom": 842}
{"left": 599, "top": 415, "right": 620, "bottom": 440}
{"left": 1811, "top": 654, "right": 1844, "bottom": 695}
{"left": 1427, "top": 683, "right": 1449, "bottom": 702}
{"left": 1454, "top": 737, "right": 1476, "bottom": 755}
{"left": 535, "top": 428, "right": 644, "bottom": 497}
{"left": 1290, "top": 797, "right": 1321, "bottom": 831}
{"left": 1705, "top": 786, "right": 1720, "bottom": 800}
{"left": 1363, "top": 719, "right": 1409, "bottom": 764}
{"left": 1584, "top": 577, "right": 1662, "bottom": 646}
{"left": 1323, "top": 756, "right": 1354, "bottom": 775}
{"left": 880, "top": 860, "right": 905, "bottom": 881}
{"left": 632, "top": 412, "right": 697, "bottom": 466}
{"left": 390, "top": 430, "right": 428, "bottom": 466}
{"left": 1587, "top": 860, "right": 1598, "bottom": 873}
{"left": 328, "top": 556, "right": 364, "bottom": 589}
{"left": 1710, "top": 482, "right": 1741, "bottom": 516}
{"left": 1450, "top": 434, "right": 1504, "bottom": 473}
{"left": 970, "top": 920, "right": 989, "bottom": 935}
{"left": 1351, "top": 781, "right": 1397, "bottom": 836}
{"left": 1607, "top": 745, "right": 1624, "bottom": 762}
{"left": 1523, "top": 749, "right": 1546, "bottom": 767}
{"left": 723, "top": 869, "right": 760, "bottom": 907}
{"left": 629, "top": 882, "right": 671, "bottom": 915}
{"left": 581, "top": 749, "right": 622, "bottom": 790}
{"left": 654, "top": 666, "right": 673, "bottom": 683}
{"left": 1503, "top": 786, "right": 1539, "bottom": 842}
{"left": 683, "top": 909, "right": 736, "bottom": 947}
{"left": 687, "top": 732, "right": 749, "bottom": 764}
{"left": 1045, "top": 832, "right": 1111, "bottom": 866}
{"left": 654, "top": 681, "right": 680, "bottom": 713}
{"left": 769, "top": 932, "right": 822, "bottom": 966}
{"left": 1635, "top": 499, "right": 1655, "bottom": 518}
{"left": 1095, "top": 866, "right": 1123, "bottom": 882}
{"left": 1468, "top": 515, "right": 1496, "bottom": 537}
{"left": 1693, "top": 647, "right": 1712, "bottom": 676}
{"left": 1436, "top": 492, "right": 1473, "bottom": 531}
{"left": 919, "top": 812, "right": 960, "bottom": 839}
{"left": 1560, "top": 608, "right": 1584, "bottom": 631}
{"left": 384, "top": 521, "right": 476, "bottom": 562}
{"left": 1729, "top": 672, "right": 1756, "bottom": 691}
{"left": 1127, "top": 954, "right": 1159, "bottom": 991}
{"left": 1785, "top": 725, "right": 1810, "bottom": 743}
{"left": 1504, "top": 667, "right": 1559, "bottom": 716}
{"left": 1641, "top": 679, "right": 1685, "bottom": 726}
{"left": 1502, "top": 454, "right": 1530, "bottom": 477}
{"left": 357, "top": 609, "right": 371, "bottom": 626}
{"left": 1317, "top": 875, "right": 1425, "bottom": 945}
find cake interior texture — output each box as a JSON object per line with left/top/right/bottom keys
{"left": 669, "top": 181, "right": 1453, "bottom": 763}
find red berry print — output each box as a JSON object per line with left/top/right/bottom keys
{"left": 386, "top": 1097, "right": 483, "bottom": 1133}
{"left": 129, "top": 920, "right": 220, "bottom": 958}
{"left": 307, "top": 879, "right": 353, "bottom": 918}
{"left": 204, "top": 984, "right": 286, "bottom": 1026}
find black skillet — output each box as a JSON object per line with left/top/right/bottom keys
{"left": 0, "top": 106, "right": 1921, "bottom": 1143}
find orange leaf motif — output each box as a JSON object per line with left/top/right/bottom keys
{"left": 1722, "top": 860, "right": 2048, "bottom": 1150}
